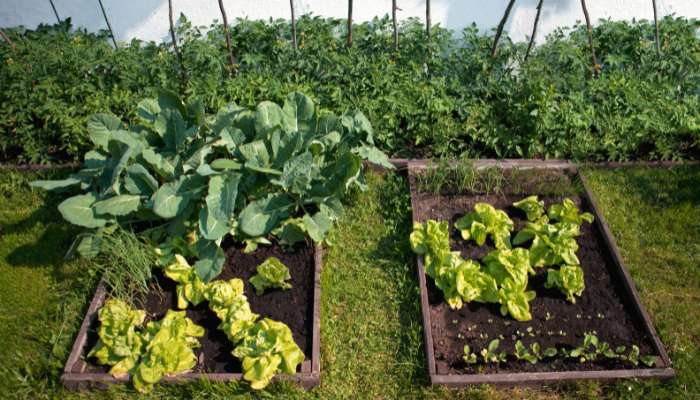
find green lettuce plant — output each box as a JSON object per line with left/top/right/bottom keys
{"left": 455, "top": 203, "right": 514, "bottom": 249}
{"left": 462, "top": 345, "right": 478, "bottom": 364}
{"left": 87, "top": 299, "right": 146, "bottom": 378}
{"left": 132, "top": 310, "right": 205, "bottom": 393}
{"left": 480, "top": 339, "right": 507, "bottom": 363}
{"left": 249, "top": 257, "right": 292, "bottom": 295}
{"left": 483, "top": 248, "right": 536, "bottom": 321}
{"left": 30, "top": 90, "right": 392, "bottom": 283}
{"left": 89, "top": 301, "right": 204, "bottom": 393}
{"left": 548, "top": 198, "right": 595, "bottom": 225}
{"left": 163, "top": 254, "right": 208, "bottom": 309}
{"left": 545, "top": 264, "right": 585, "bottom": 303}
{"left": 513, "top": 219, "right": 581, "bottom": 267}
{"left": 232, "top": 318, "right": 306, "bottom": 390}
{"left": 512, "top": 195, "right": 545, "bottom": 222}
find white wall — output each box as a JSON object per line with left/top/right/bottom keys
{"left": 2, "top": 1, "right": 699, "bottom": 44}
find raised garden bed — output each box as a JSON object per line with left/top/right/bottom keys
{"left": 407, "top": 159, "right": 674, "bottom": 387}
{"left": 62, "top": 240, "right": 322, "bottom": 390}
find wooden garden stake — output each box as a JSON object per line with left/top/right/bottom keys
{"left": 491, "top": 0, "right": 516, "bottom": 58}
{"left": 217, "top": 0, "right": 237, "bottom": 75}
{"left": 168, "top": 0, "right": 188, "bottom": 89}
{"left": 392, "top": 0, "right": 399, "bottom": 51}
{"left": 425, "top": 0, "right": 431, "bottom": 38}
{"left": 97, "top": 0, "right": 118, "bottom": 49}
{"left": 580, "top": 0, "right": 599, "bottom": 77}
{"left": 347, "top": 0, "right": 353, "bottom": 47}
{"left": 652, "top": 0, "right": 661, "bottom": 54}
{"left": 290, "top": 0, "right": 297, "bottom": 51}
{"left": 49, "top": 0, "right": 62, "bottom": 23}
{"left": 524, "top": 0, "right": 543, "bottom": 61}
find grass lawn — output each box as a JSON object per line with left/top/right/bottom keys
{"left": 0, "top": 165, "right": 698, "bottom": 399}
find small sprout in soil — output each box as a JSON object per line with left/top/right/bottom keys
{"left": 488, "top": 318, "right": 493, "bottom": 324}
{"left": 526, "top": 327, "right": 533, "bottom": 333}
{"left": 457, "top": 333, "right": 465, "bottom": 340}
{"left": 587, "top": 315, "right": 592, "bottom": 320}
{"left": 452, "top": 319, "right": 458, "bottom": 324}
{"left": 481, "top": 339, "right": 507, "bottom": 363}
{"left": 504, "top": 321, "right": 511, "bottom": 326}
{"left": 499, "top": 334, "right": 505, "bottom": 340}
{"left": 463, "top": 345, "right": 478, "bottom": 364}
{"left": 597, "top": 312, "right": 605, "bottom": 319}
{"left": 545, "top": 312, "right": 554, "bottom": 321}
{"left": 576, "top": 314, "right": 582, "bottom": 319}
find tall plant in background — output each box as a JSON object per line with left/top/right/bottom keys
{"left": 425, "top": 0, "right": 431, "bottom": 38}
{"left": 49, "top": 0, "right": 62, "bottom": 23}
{"left": 524, "top": 0, "right": 544, "bottom": 61}
{"left": 491, "top": 0, "right": 516, "bottom": 58}
{"left": 290, "top": 0, "right": 297, "bottom": 51}
{"left": 97, "top": 0, "right": 118, "bottom": 48}
{"left": 580, "top": 0, "right": 599, "bottom": 77}
{"left": 217, "top": 0, "right": 236, "bottom": 74}
{"left": 347, "top": 0, "right": 353, "bottom": 47}
{"left": 392, "top": 0, "right": 399, "bottom": 51}
{"left": 168, "top": 0, "right": 188, "bottom": 90}
{"left": 652, "top": 0, "right": 661, "bottom": 54}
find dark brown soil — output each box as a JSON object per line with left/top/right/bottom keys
{"left": 410, "top": 171, "right": 658, "bottom": 375}
{"left": 83, "top": 239, "right": 315, "bottom": 373}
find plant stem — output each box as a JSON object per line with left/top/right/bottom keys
{"left": 524, "top": 0, "right": 543, "bottom": 61}
{"left": 580, "top": 0, "right": 599, "bottom": 77}
{"left": 347, "top": 0, "right": 353, "bottom": 47}
{"left": 491, "top": 0, "right": 516, "bottom": 58}
{"left": 97, "top": 0, "right": 118, "bottom": 49}
{"left": 217, "top": 0, "right": 237, "bottom": 75}
{"left": 168, "top": 0, "right": 188, "bottom": 90}
{"left": 49, "top": 0, "right": 61, "bottom": 23}
{"left": 290, "top": 0, "right": 297, "bottom": 51}
{"left": 652, "top": 0, "right": 661, "bottom": 54}
{"left": 392, "top": 0, "right": 398, "bottom": 51}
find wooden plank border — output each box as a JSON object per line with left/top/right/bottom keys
{"left": 62, "top": 244, "right": 323, "bottom": 390}
{"left": 406, "top": 159, "right": 675, "bottom": 387}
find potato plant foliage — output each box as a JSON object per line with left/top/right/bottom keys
{"left": 32, "top": 90, "right": 391, "bottom": 282}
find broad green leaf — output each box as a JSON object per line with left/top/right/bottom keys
{"left": 155, "top": 108, "right": 188, "bottom": 150}
{"left": 303, "top": 209, "right": 331, "bottom": 242}
{"left": 156, "top": 88, "right": 186, "bottom": 116}
{"left": 206, "top": 173, "right": 240, "bottom": 222}
{"left": 58, "top": 193, "right": 108, "bottom": 228}
{"left": 238, "top": 194, "right": 293, "bottom": 237}
{"left": 211, "top": 158, "right": 242, "bottom": 171}
{"left": 94, "top": 195, "right": 142, "bottom": 216}
{"left": 354, "top": 145, "right": 394, "bottom": 169}
{"left": 85, "top": 150, "right": 108, "bottom": 169}
{"left": 77, "top": 233, "right": 102, "bottom": 258}
{"left": 99, "top": 140, "right": 132, "bottom": 194}
{"left": 282, "top": 92, "right": 315, "bottom": 133}
{"left": 199, "top": 207, "right": 229, "bottom": 240}
{"left": 124, "top": 164, "right": 159, "bottom": 196}
{"left": 31, "top": 177, "right": 82, "bottom": 191}
{"left": 87, "top": 113, "right": 121, "bottom": 150}
{"left": 271, "top": 152, "right": 314, "bottom": 194}
{"left": 142, "top": 147, "right": 175, "bottom": 179}
{"left": 137, "top": 98, "right": 160, "bottom": 123}
{"left": 193, "top": 241, "right": 225, "bottom": 282}
{"left": 152, "top": 175, "right": 205, "bottom": 219}
{"left": 255, "top": 101, "right": 284, "bottom": 135}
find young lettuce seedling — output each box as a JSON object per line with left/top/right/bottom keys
{"left": 463, "top": 345, "right": 478, "bottom": 364}
{"left": 481, "top": 339, "right": 507, "bottom": 363}
{"left": 249, "top": 257, "right": 292, "bottom": 295}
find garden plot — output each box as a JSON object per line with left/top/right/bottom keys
{"left": 63, "top": 240, "right": 321, "bottom": 390}
{"left": 407, "top": 160, "right": 674, "bottom": 386}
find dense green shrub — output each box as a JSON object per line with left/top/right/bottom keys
{"left": 1, "top": 15, "right": 699, "bottom": 163}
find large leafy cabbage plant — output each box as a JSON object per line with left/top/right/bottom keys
{"left": 32, "top": 90, "right": 392, "bottom": 282}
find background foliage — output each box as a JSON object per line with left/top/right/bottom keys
{"left": 1, "top": 15, "right": 699, "bottom": 163}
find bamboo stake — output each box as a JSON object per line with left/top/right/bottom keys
{"left": 524, "top": 0, "right": 543, "bottom": 61}
{"left": 392, "top": 0, "right": 398, "bottom": 51}
{"left": 491, "top": 0, "right": 516, "bottom": 58}
{"left": 347, "top": 0, "right": 353, "bottom": 47}
{"left": 426, "top": 0, "right": 431, "bottom": 38}
{"left": 652, "top": 0, "right": 661, "bottom": 54}
{"left": 168, "top": 0, "right": 188, "bottom": 89}
{"left": 0, "top": 29, "right": 16, "bottom": 50}
{"left": 49, "top": 0, "right": 61, "bottom": 23}
{"left": 97, "top": 0, "right": 118, "bottom": 48}
{"left": 290, "top": 0, "right": 297, "bottom": 51}
{"left": 217, "top": 0, "right": 237, "bottom": 75}
{"left": 580, "top": 0, "right": 599, "bottom": 77}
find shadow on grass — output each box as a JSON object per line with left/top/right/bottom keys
{"left": 615, "top": 165, "right": 700, "bottom": 206}
{"left": 369, "top": 171, "right": 431, "bottom": 389}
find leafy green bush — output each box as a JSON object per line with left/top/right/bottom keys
{"left": 2, "top": 15, "right": 699, "bottom": 163}
{"left": 31, "top": 90, "right": 390, "bottom": 282}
